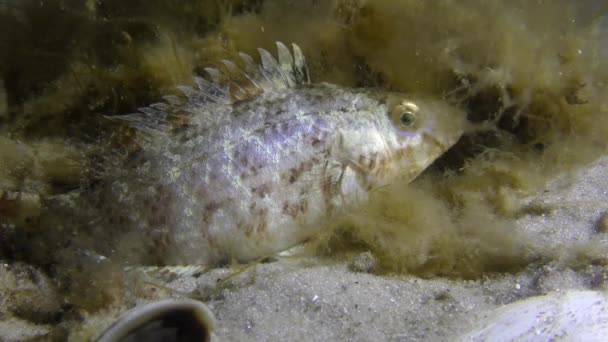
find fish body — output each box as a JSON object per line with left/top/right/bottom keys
{"left": 118, "top": 43, "right": 465, "bottom": 264}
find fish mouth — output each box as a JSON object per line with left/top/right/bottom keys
{"left": 390, "top": 131, "right": 463, "bottom": 183}
{"left": 423, "top": 131, "right": 457, "bottom": 155}
{"left": 340, "top": 127, "right": 464, "bottom": 190}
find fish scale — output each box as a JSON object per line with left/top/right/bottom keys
{"left": 113, "top": 42, "right": 466, "bottom": 265}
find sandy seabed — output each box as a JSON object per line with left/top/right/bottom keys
{"left": 3, "top": 153, "right": 607, "bottom": 341}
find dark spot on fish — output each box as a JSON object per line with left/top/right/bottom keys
{"left": 310, "top": 137, "right": 321, "bottom": 146}
{"left": 368, "top": 152, "right": 381, "bottom": 170}
{"left": 149, "top": 229, "right": 174, "bottom": 263}
{"left": 243, "top": 207, "right": 268, "bottom": 237}
{"left": 202, "top": 201, "right": 221, "bottom": 224}
{"left": 321, "top": 160, "right": 344, "bottom": 213}
{"left": 251, "top": 184, "right": 272, "bottom": 198}
{"left": 243, "top": 224, "right": 254, "bottom": 237}
{"left": 279, "top": 121, "right": 290, "bottom": 134}
{"left": 282, "top": 202, "right": 290, "bottom": 216}
{"left": 358, "top": 155, "right": 366, "bottom": 166}
{"left": 282, "top": 200, "right": 308, "bottom": 218}
{"left": 207, "top": 170, "right": 218, "bottom": 181}
{"left": 286, "top": 161, "right": 313, "bottom": 184}
{"left": 206, "top": 234, "right": 219, "bottom": 249}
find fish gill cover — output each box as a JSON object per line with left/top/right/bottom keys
{"left": 0, "top": 0, "right": 607, "bottom": 313}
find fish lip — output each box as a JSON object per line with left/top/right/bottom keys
{"left": 423, "top": 130, "right": 461, "bottom": 153}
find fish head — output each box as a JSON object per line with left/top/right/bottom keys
{"left": 337, "top": 92, "right": 466, "bottom": 189}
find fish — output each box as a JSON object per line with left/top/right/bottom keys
{"left": 112, "top": 42, "right": 466, "bottom": 265}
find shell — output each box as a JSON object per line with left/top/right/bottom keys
{"left": 461, "top": 290, "right": 608, "bottom": 341}
{"left": 95, "top": 299, "right": 215, "bottom": 342}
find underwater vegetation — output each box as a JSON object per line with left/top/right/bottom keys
{"left": 1, "top": 0, "right": 608, "bottom": 328}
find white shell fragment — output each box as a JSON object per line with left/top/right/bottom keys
{"left": 461, "top": 290, "right": 608, "bottom": 342}
{"left": 96, "top": 299, "right": 215, "bottom": 342}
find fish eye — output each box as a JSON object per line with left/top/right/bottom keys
{"left": 391, "top": 101, "right": 419, "bottom": 130}
{"left": 399, "top": 111, "right": 416, "bottom": 127}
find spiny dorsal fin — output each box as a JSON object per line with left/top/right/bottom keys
{"left": 292, "top": 43, "right": 310, "bottom": 84}
{"left": 118, "top": 42, "right": 309, "bottom": 141}
{"left": 258, "top": 47, "right": 284, "bottom": 90}
{"left": 220, "top": 60, "right": 251, "bottom": 101}
{"left": 276, "top": 42, "right": 296, "bottom": 87}
{"left": 221, "top": 41, "right": 309, "bottom": 97}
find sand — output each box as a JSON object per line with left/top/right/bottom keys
{"left": 2, "top": 154, "right": 607, "bottom": 342}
